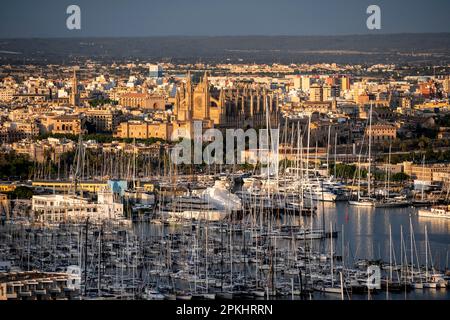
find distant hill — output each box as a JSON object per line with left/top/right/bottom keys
{"left": 0, "top": 33, "right": 449, "bottom": 65}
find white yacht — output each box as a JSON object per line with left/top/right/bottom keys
{"left": 161, "top": 179, "right": 242, "bottom": 221}
{"left": 288, "top": 178, "right": 337, "bottom": 202}
{"left": 418, "top": 205, "right": 450, "bottom": 219}
{"left": 303, "top": 185, "right": 337, "bottom": 202}
{"left": 161, "top": 196, "right": 228, "bottom": 221}
{"left": 198, "top": 178, "right": 242, "bottom": 212}
{"left": 413, "top": 180, "right": 435, "bottom": 191}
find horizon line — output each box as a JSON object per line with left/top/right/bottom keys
{"left": 1, "top": 32, "right": 450, "bottom": 40}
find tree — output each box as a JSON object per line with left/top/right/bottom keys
{"left": 330, "top": 163, "right": 361, "bottom": 179}
{"left": 0, "top": 152, "right": 33, "bottom": 180}
{"left": 7, "top": 186, "right": 33, "bottom": 199}
{"left": 237, "top": 162, "right": 255, "bottom": 171}
{"left": 391, "top": 172, "right": 410, "bottom": 182}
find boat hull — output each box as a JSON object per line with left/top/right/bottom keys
{"left": 418, "top": 209, "right": 450, "bottom": 219}
{"left": 164, "top": 210, "right": 228, "bottom": 221}
{"left": 348, "top": 200, "right": 374, "bottom": 207}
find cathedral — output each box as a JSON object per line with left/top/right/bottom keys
{"left": 220, "top": 85, "right": 279, "bottom": 129}
{"left": 173, "top": 71, "right": 279, "bottom": 137}
{"left": 174, "top": 71, "right": 223, "bottom": 128}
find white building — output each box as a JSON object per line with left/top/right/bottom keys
{"left": 32, "top": 187, "right": 124, "bottom": 223}
{"left": 149, "top": 64, "right": 163, "bottom": 78}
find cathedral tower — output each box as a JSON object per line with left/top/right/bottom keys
{"left": 69, "top": 67, "right": 80, "bottom": 107}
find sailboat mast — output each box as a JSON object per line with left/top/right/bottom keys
{"left": 410, "top": 218, "right": 414, "bottom": 282}
{"left": 205, "top": 224, "right": 208, "bottom": 293}
{"left": 389, "top": 224, "right": 392, "bottom": 282}
{"left": 326, "top": 125, "right": 331, "bottom": 178}
{"left": 425, "top": 225, "right": 428, "bottom": 280}
{"left": 400, "top": 225, "right": 404, "bottom": 279}
{"left": 334, "top": 132, "right": 337, "bottom": 178}
{"left": 367, "top": 103, "right": 373, "bottom": 197}
{"left": 306, "top": 114, "right": 311, "bottom": 179}
{"left": 421, "top": 156, "right": 425, "bottom": 200}
{"left": 330, "top": 221, "right": 334, "bottom": 287}
{"left": 387, "top": 143, "right": 392, "bottom": 199}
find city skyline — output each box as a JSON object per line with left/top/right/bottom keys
{"left": 1, "top": 0, "right": 450, "bottom": 307}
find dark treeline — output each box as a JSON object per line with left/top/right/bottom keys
{"left": 0, "top": 152, "right": 33, "bottom": 180}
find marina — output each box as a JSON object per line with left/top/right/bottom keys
{"left": 2, "top": 195, "right": 450, "bottom": 300}
{"left": 1, "top": 9, "right": 450, "bottom": 306}
{"left": 2, "top": 112, "right": 450, "bottom": 300}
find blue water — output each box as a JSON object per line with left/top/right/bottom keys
{"left": 319, "top": 202, "right": 450, "bottom": 271}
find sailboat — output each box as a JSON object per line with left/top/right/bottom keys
{"left": 422, "top": 225, "right": 437, "bottom": 289}
{"left": 409, "top": 218, "right": 424, "bottom": 289}
{"left": 349, "top": 103, "right": 375, "bottom": 207}
{"left": 321, "top": 222, "right": 343, "bottom": 294}
{"left": 374, "top": 144, "right": 410, "bottom": 208}
{"left": 411, "top": 155, "right": 432, "bottom": 207}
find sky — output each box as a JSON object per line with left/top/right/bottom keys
{"left": 0, "top": 0, "right": 449, "bottom": 38}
